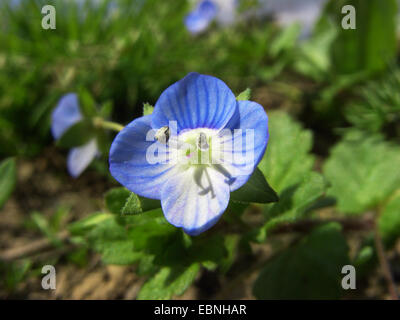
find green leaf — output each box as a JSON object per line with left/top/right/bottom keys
{"left": 137, "top": 263, "right": 200, "bottom": 300}
{"left": 99, "top": 101, "right": 113, "bottom": 119}
{"left": 105, "top": 188, "right": 131, "bottom": 214}
{"left": 0, "top": 157, "right": 17, "bottom": 209}
{"left": 121, "top": 192, "right": 160, "bottom": 215}
{"left": 219, "top": 234, "right": 240, "bottom": 274}
{"left": 270, "top": 23, "right": 300, "bottom": 57}
{"left": 230, "top": 167, "right": 278, "bottom": 204}
{"left": 326, "top": 0, "right": 397, "bottom": 74}
{"left": 96, "top": 240, "right": 143, "bottom": 265}
{"left": 86, "top": 215, "right": 143, "bottom": 265}
{"left": 323, "top": 133, "right": 400, "bottom": 214}
{"left": 258, "top": 111, "right": 315, "bottom": 194}
{"left": 56, "top": 120, "right": 95, "bottom": 148}
{"left": 236, "top": 88, "right": 251, "bottom": 101}
{"left": 143, "top": 103, "right": 154, "bottom": 116}
{"left": 31, "top": 211, "right": 63, "bottom": 246}
{"left": 251, "top": 172, "right": 326, "bottom": 242}
{"left": 379, "top": 193, "right": 400, "bottom": 245}
{"left": 105, "top": 187, "right": 161, "bottom": 215}
{"left": 1, "top": 260, "right": 32, "bottom": 291}
{"left": 78, "top": 89, "right": 97, "bottom": 118}
{"left": 68, "top": 212, "right": 113, "bottom": 235}
{"left": 253, "top": 222, "right": 349, "bottom": 299}
{"left": 294, "top": 16, "right": 337, "bottom": 80}
{"left": 121, "top": 193, "right": 142, "bottom": 215}
{"left": 77, "top": 210, "right": 172, "bottom": 266}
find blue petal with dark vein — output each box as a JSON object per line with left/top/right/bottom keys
{"left": 151, "top": 73, "right": 237, "bottom": 132}
{"left": 109, "top": 115, "right": 175, "bottom": 200}
{"left": 219, "top": 100, "right": 269, "bottom": 191}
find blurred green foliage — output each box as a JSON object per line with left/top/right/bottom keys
{"left": 0, "top": 0, "right": 298, "bottom": 157}
{"left": 253, "top": 223, "right": 349, "bottom": 299}
{"left": 0, "top": 157, "right": 16, "bottom": 209}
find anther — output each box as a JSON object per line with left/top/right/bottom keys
{"left": 197, "top": 132, "right": 209, "bottom": 151}
{"left": 155, "top": 126, "right": 170, "bottom": 144}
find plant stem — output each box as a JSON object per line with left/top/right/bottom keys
{"left": 373, "top": 224, "right": 399, "bottom": 300}
{"left": 0, "top": 230, "right": 70, "bottom": 262}
{"left": 93, "top": 117, "right": 124, "bottom": 132}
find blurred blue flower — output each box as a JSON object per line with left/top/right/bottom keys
{"left": 185, "top": 0, "right": 218, "bottom": 34}
{"left": 109, "top": 73, "right": 268, "bottom": 235}
{"left": 51, "top": 93, "right": 98, "bottom": 178}
{"left": 258, "top": 0, "right": 328, "bottom": 39}
{"left": 185, "top": 0, "right": 237, "bottom": 34}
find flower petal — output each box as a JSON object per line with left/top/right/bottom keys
{"left": 185, "top": 11, "right": 213, "bottom": 34}
{"left": 185, "top": 0, "right": 218, "bottom": 34}
{"left": 198, "top": 0, "right": 219, "bottom": 20}
{"left": 161, "top": 165, "right": 230, "bottom": 236}
{"left": 51, "top": 93, "right": 82, "bottom": 140}
{"left": 67, "top": 138, "right": 98, "bottom": 178}
{"left": 109, "top": 115, "right": 176, "bottom": 200}
{"left": 219, "top": 100, "right": 269, "bottom": 191}
{"left": 151, "top": 73, "right": 237, "bottom": 132}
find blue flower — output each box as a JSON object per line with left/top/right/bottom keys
{"left": 185, "top": 0, "right": 238, "bottom": 34}
{"left": 109, "top": 73, "right": 268, "bottom": 235}
{"left": 51, "top": 93, "right": 99, "bottom": 178}
{"left": 185, "top": 0, "right": 218, "bottom": 34}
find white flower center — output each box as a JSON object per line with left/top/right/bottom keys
{"left": 172, "top": 128, "right": 221, "bottom": 166}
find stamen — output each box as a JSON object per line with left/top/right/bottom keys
{"left": 197, "top": 132, "right": 209, "bottom": 151}
{"left": 155, "top": 126, "right": 170, "bottom": 144}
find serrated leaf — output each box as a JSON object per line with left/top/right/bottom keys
{"left": 143, "top": 103, "right": 154, "bottom": 116}
{"left": 323, "top": 133, "right": 400, "bottom": 214}
{"left": 137, "top": 263, "right": 200, "bottom": 300}
{"left": 250, "top": 172, "right": 326, "bottom": 243}
{"left": 123, "top": 194, "right": 161, "bottom": 215}
{"left": 56, "top": 120, "right": 95, "bottom": 148}
{"left": 105, "top": 187, "right": 131, "bottom": 214}
{"left": 78, "top": 210, "right": 170, "bottom": 266}
{"left": 0, "top": 157, "right": 17, "bottom": 209}
{"left": 96, "top": 240, "right": 144, "bottom": 265}
{"left": 236, "top": 88, "right": 251, "bottom": 101}
{"left": 86, "top": 215, "right": 142, "bottom": 265}
{"left": 258, "top": 111, "right": 315, "bottom": 194}
{"left": 230, "top": 167, "right": 278, "bottom": 204}
{"left": 105, "top": 187, "right": 161, "bottom": 215}
{"left": 253, "top": 222, "right": 349, "bottom": 299}
{"left": 122, "top": 193, "right": 142, "bottom": 215}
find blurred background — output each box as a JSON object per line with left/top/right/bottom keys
{"left": 1, "top": 0, "right": 400, "bottom": 299}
